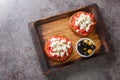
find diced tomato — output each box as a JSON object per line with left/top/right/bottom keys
{"left": 76, "top": 13, "right": 80, "bottom": 17}
{"left": 71, "top": 21, "right": 75, "bottom": 26}
{"left": 74, "top": 26, "right": 79, "bottom": 29}
{"left": 74, "top": 16, "right": 78, "bottom": 20}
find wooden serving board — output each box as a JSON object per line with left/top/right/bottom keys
{"left": 28, "top": 4, "right": 112, "bottom": 75}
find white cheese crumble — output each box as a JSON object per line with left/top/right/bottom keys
{"left": 67, "top": 41, "right": 71, "bottom": 45}
{"left": 50, "top": 38, "right": 71, "bottom": 57}
{"left": 75, "top": 13, "right": 93, "bottom": 32}
{"left": 50, "top": 38, "right": 57, "bottom": 42}
{"left": 76, "top": 29, "right": 79, "bottom": 32}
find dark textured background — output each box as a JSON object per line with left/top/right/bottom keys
{"left": 0, "top": 0, "right": 120, "bottom": 80}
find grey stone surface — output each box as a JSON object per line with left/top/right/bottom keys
{"left": 0, "top": 0, "right": 120, "bottom": 80}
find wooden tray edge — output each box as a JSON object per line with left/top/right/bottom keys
{"left": 34, "top": 3, "right": 97, "bottom": 26}
{"left": 28, "top": 22, "right": 51, "bottom": 75}
{"left": 94, "top": 4, "right": 114, "bottom": 54}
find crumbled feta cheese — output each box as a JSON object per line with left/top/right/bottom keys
{"left": 86, "top": 26, "right": 90, "bottom": 32}
{"left": 61, "top": 40, "right": 66, "bottom": 43}
{"left": 55, "top": 52, "right": 60, "bottom": 56}
{"left": 57, "top": 47, "right": 62, "bottom": 51}
{"left": 76, "top": 29, "right": 79, "bottom": 32}
{"left": 67, "top": 41, "right": 71, "bottom": 45}
{"left": 50, "top": 38, "right": 71, "bottom": 57}
{"left": 66, "top": 45, "right": 70, "bottom": 48}
{"left": 50, "top": 42, "right": 57, "bottom": 48}
{"left": 50, "top": 52, "right": 54, "bottom": 56}
{"left": 66, "top": 52, "right": 69, "bottom": 56}
{"left": 52, "top": 48, "right": 57, "bottom": 51}
{"left": 50, "top": 38, "right": 57, "bottom": 42}
{"left": 75, "top": 13, "right": 93, "bottom": 32}
{"left": 62, "top": 46, "right": 67, "bottom": 51}
{"left": 57, "top": 38, "right": 60, "bottom": 40}
{"left": 50, "top": 52, "right": 60, "bottom": 56}
{"left": 60, "top": 52, "right": 64, "bottom": 57}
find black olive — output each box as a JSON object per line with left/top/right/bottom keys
{"left": 81, "top": 41, "right": 85, "bottom": 46}
{"left": 77, "top": 44, "right": 83, "bottom": 50}
{"left": 78, "top": 49, "right": 84, "bottom": 55}
{"left": 77, "top": 42, "right": 81, "bottom": 47}
{"left": 91, "top": 45, "right": 96, "bottom": 50}
{"left": 83, "top": 51, "right": 88, "bottom": 56}
{"left": 82, "top": 43, "right": 88, "bottom": 48}
{"left": 87, "top": 46, "right": 91, "bottom": 49}
{"left": 78, "top": 47, "right": 82, "bottom": 51}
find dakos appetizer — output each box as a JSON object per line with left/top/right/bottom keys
{"left": 44, "top": 35, "right": 73, "bottom": 62}
{"left": 70, "top": 11, "right": 96, "bottom": 36}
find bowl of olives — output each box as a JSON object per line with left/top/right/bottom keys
{"left": 76, "top": 38, "right": 96, "bottom": 57}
